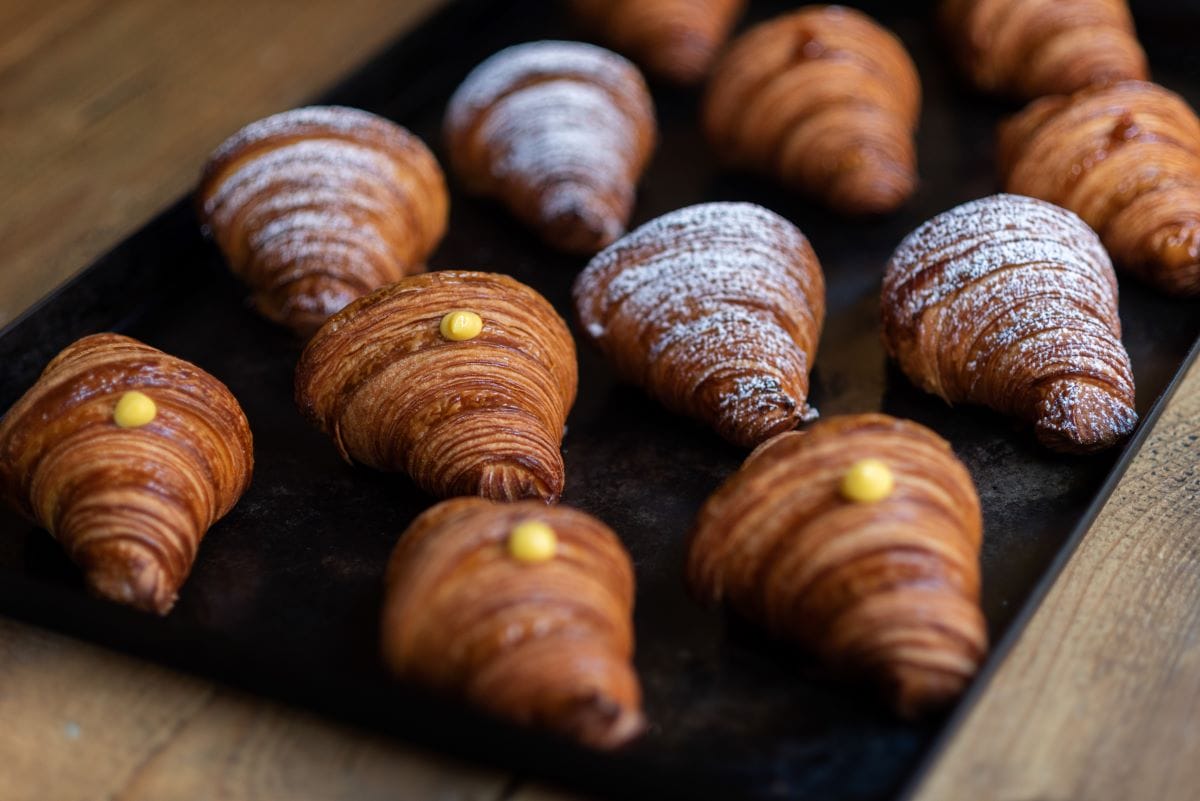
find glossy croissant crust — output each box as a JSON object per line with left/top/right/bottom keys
{"left": 688, "top": 414, "right": 986, "bottom": 717}
{"left": 568, "top": 0, "right": 745, "bottom": 85}
{"left": 999, "top": 80, "right": 1200, "bottom": 297}
{"left": 198, "top": 106, "right": 448, "bottom": 336}
{"left": 382, "top": 497, "right": 642, "bottom": 749}
{"left": 573, "top": 202, "right": 825, "bottom": 448}
{"left": 704, "top": 6, "right": 921, "bottom": 215}
{"left": 941, "top": 0, "right": 1148, "bottom": 99}
{"left": 444, "top": 41, "right": 656, "bottom": 254}
{"left": 295, "top": 271, "right": 577, "bottom": 503}
{"left": 882, "top": 194, "right": 1137, "bottom": 453}
{"left": 0, "top": 334, "right": 254, "bottom": 614}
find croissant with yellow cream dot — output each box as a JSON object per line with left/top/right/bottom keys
{"left": 0, "top": 334, "right": 254, "bottom": 614}
{"left": 295, "top": 271, "right": 577, "bottom": 503}
{"left": 382, "top": 497, "right": 643, "bottom": 749}
{"left": 688, "top": 413, "right": 986, "bottom": 717}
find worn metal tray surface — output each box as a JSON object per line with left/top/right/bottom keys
{"left": 2, "top": 1, "right": 1199, "bottom": 799}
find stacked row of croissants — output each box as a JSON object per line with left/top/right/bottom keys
{"left": 0, "top": 0, "right": 1194, "bottom": 751}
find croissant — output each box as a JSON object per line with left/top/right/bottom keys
{"left": 381, "top": 497, "right": 642, "bottom": 749}
{"left": 882, "top": 194, "right": 1137, "bottom": 453}
{"left": 296, "top": 271, "right": 577, "bottom": 503}
{"left": 197, "top": 105, "right": 448, "bottom": 336}
{"left": 567, "top": 0, "right": 745, "bottom": 86}
{"left": 688, "top": 413, "right": 986, "bottom": 717}
{"left": 999, "top": 81, "right": 1200, "bottom": 296}
{"left": 0, "top": 334, "right": 254, "bottom": 614}
{"left": 703, "top": 6, "right": 921, "bottom": 215}
{"left": 941, "top": 0, "right": 1148, "bottom": 99}
{"left": 444, "top": 41, "right": 656, "bottom": 255}
{"left": 573, "top": 202, "right": 825, "bottom": 448}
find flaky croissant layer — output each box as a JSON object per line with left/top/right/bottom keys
{"left": 689, "top": 414, "right": 987, "bottom": 717}
{"left": 444, "top": 41, "right": 656, "bottom": 255}
{"left": 0, "top": 334, "right": 254, "bottom": 614}
{"left": 704, "top": 6, "right": 921, "bottom": 215}
{"left": 382, "top": 497, "right": 642, "bottom": 749}
{"left": 296, "top": 270, "right": 577, "bottom": 503}
{"left": 568, "top": 0, "right": 746, "bottom": 85}
{"left": 1000, "top": 80, "right": 1200, "bottom": 296}
{"left": 882, "top": 194, "right": 1137, "bottom": 453}
{"left": 198, "top": 105, "right": 448, "bottom": 336}
{"left": 941, "top": 0, "right": 1148, "bottom": 99}
{"left": 573, "top": 202, "right": 825, "bottom": 448}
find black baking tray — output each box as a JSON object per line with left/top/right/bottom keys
{"left": 2, "top": 1, "right": 1199, "bottom": 799}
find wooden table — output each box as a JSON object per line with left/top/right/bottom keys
{"left": 2, "top": 3, "right": 1198, "bottom": 800}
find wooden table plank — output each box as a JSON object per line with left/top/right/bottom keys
{"left": 912, "top": 349, "right": 1200, "bottom": 801}
{"left": 0, "top": 618, "right": 507, "bottom": 801}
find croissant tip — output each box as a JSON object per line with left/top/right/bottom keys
{"left": 476, "top": 461, "right": 561, "bottom": 504}
{"left": 1036, "top": 380, "right": 1138, "bottom": 454}
{"left": 568, "top": 694, "right": 646, "bottom": 750}
{"left": 540, "top": 186, "right": 625, "bottom": 254}
{"left": 82, "top": 550, "right": 177, "bottom": 615}
{"left": 885, "top": 665, "right": 971, "bottom": 720}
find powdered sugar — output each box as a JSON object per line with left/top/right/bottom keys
{"left": 882, "top": 194, "right": 1135, "bottom": 449}
{"left": 574, "top": 202, "right": 824, "bottom": 443}
{"left": 445, "top": 41, "right": 646, "bottom": 135}
{"left": 444, "top": 40, "right": 653, "bottom": 241}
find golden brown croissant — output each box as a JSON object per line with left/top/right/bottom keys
{"left": 0, "top": 334, "right": 254, "bottom": 614}
{"left": 568, "top": 0, "right": 745, "bottom": 86}
{"left": 381, "top": 497, "right": 642, "bottom": 749}
{"left": 703, "top": 6, "right": 921, "bottom": 215}
{"left": 573, "top": 202, "right": 825, "bottom": 448}
{"left": 688, "top": 413, "right": 986, "bottom": 717}
{"left": 999, "top": 80, "right": 1200, "bottom": 296}
{"left": 941, "top": 0, "right": 1148, "bottom": 99}
{"left": 197, "top": 105, "right": 448, "bottom": 336}
{"left": 444, "top": 41, "right": 656, "bottom": 255}
{"left": 882, "top": 194, "right": 1137, "bottom": 453}
{"left": 296, "top": 271, "right": 577, "bottom": 503}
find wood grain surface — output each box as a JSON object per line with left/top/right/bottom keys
{"left": 911, "top": 346, "right": 1200, "bottom": 801}
{"left": 2, "top": 1, "right": 1199, "bottom": 800}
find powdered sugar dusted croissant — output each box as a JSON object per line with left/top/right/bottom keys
{"left": 882, "top": 194, "right": 1137, "bottom": 453}
{"left": 382, "top": 497, "right": 642, "bottom": 749}
{"left": 941, "top": 0, "right": 1148, "bottom": 99}
{"left": 688, "top": 414, "right": 986, "bottom": 717}
{"left": 296, "top": 271, "right": 577, "bottom": 503}
{"left": 573, "top": 202, "right": 825, "bottom": 448}
{"left": 568, "top": 0, "right": 745, "bottom": 85}
{"left": 704, "top": 6, "right": 920, "bottom": 215}
{"left": 1000, "top": 81, "right": 1200, "bottom": 296}
{"left": 0, "top": 334, "right": 254, "bottom": 614}
{"left": 444, "top": 41, "right": 656, "bottom": 254}
{"left": 198, "top": 106, "right": 448, "bottom": 336}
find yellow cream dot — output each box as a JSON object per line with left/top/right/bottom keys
{"left": 440, "top": 310, "right": 483, "bottom": 341}
{"left": 840, "top": 458, "right": 895, "bottom": 503}
{"left": 507, "top": 520, "right": 557, "bottom": 563}
{"left": 113, "top": 391, "right": 157, "bottom": 428}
